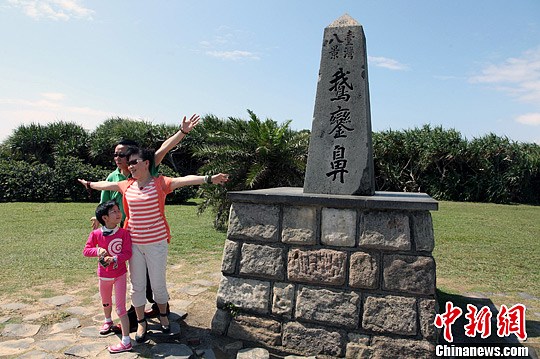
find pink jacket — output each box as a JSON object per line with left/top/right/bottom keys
{"left": 83, "top": 227, "right": 132, "bottom": 278}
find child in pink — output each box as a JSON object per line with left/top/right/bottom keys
{"left": 83, "top": 200, "right": 133, "bottom": 353}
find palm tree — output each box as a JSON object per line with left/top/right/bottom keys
{"left": 193, "top": 110, "right": 310, "bottom": 229}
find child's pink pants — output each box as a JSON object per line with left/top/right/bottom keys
{"left": 99, "top": 273, "right": 127, "bottom": 317}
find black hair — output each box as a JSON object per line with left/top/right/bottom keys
{"left": 126, "top": 147, "right": 155, "bottom": 168}
{"left": 116, "top": 139, "right": 139, "bottom": 147}
{"left": 95, "top": 200, "right": 119, "bottom": 226}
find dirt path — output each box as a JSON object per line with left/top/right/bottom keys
{"left": 1, "top": 257, "right": 539, "bottom": 358}
{"left": 0, "top": 257, "right": 246, "bottom": 358}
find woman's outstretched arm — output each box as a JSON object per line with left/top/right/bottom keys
{"left": 154, "top": 114, "right": 201, "bottom": 166}
{"left": 169, "top": 173, "right": 229, "bottom": 190}
{"left": 78, "top": 179, "right": 121, "bottom": 192}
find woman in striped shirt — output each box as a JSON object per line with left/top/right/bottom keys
{"left": 79, "top": 148, "right": 228, "bottom": 343}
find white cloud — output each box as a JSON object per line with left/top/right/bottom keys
{"left": 515, "top": 113, "right": 540, "bottom": 126}
{"left": 368, "top": 56, "right": 409, "bottom": 71}
{"left": 7, "top": 0, "right": 94, "bottom": 20}
{"left": 199, "top": 27, "right": 260, "bottom": 61}
{"left": 470, "top": 47, "right": 540, "bottom": 105}
{"left": 434, "top": 75, "right": 462, "bottom": 81}
{"left": 214, "top": 34, "right": 234, "bottom": 45}
{"left": 0, "top": 93, "right": 115, "bottom": 141}
{"left": 199, "top": 40, "right": 212, "bottom": 48}
{"left": 206, "top": 50, "right": 260, "bottom": 61}
{"left": 41, "top": 92, "right": 65, "bottom": 101}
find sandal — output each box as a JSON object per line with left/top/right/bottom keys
{"left": 99, "top": 321, "right": 114, "bottom": 335}
{"left": 108, "top": 341, "right": 132, "bottom": 353}
{"left": 159, "top": 312, "right": 170, "bottom": 333}
{"left": 135, "top": 318, "right": 147, "bottom": 343}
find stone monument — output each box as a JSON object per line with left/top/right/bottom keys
{"left": 304, "top": 14, "right": 375, "bottom": 196}
{"left": 212, "top": 14, "right": 439, "bottom": 358}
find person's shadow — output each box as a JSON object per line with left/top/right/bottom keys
{"left": 436, "top": 289, "right": 539, "bottom": 359}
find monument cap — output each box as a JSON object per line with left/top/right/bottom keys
{"left": 328, "top": 13, "right": 360, "bottom": 27}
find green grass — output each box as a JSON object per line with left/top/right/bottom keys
{"left": 0, "top": 200, "right": 538, "bottom": 299}
{"left": 432, "top": 201, "right": 540, "bottom": 297}
{"left": 0, "top": 200, "right": 226, "bottom": 293}
{"left": 166, "top": 201, "right": 227, "bottom": 262}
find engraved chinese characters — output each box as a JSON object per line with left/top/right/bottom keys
{"left": 304, "top": 14, "right": 375, "bottom": 195}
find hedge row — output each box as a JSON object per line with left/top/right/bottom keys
{"left": 0, "top": 156, "right": 195, "bottom": 204}
{"left": 0, "top": 157, "right": 108, "bottom": 202}
{"left": 1, "top": 120, "right": 539, "bottom": 205}
{"left": 0, "top": 119, "right": 200, "bottom": 203}
{"left": 373, "top": 126, "right": 540, "bottom": 204}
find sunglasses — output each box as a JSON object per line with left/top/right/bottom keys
{"left": 127, "top": 159, "right": 144, "bottom": 166}
{"left": 113, "top": 153, "right": 127, "bottom": 158}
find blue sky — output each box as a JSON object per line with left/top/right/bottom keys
{"left": 1, "top": 0, "right": 539, "bottom": 144}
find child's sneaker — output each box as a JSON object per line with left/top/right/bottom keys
{"left": 108, "top": 341, "right": 132, "bottom": 353}
{"left": 99, "top": 321, "right": 115, "bottom": 335}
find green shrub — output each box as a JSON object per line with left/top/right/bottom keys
{"left": 374, "top": 125, "right": 469, "bottom": 200}
{"left": 0, "top": 160, "right": 56, "bottom": 202}
{"left": 52, "top": 156, "right": 110, "bottom": 202}
{"left": 3, "top": 122, "right": 90, "bottom": 166}
{"left": 89, "top": 118, "right": 171, "bottom": 166}
{"left": 88, "top": 118, "right": 204, "bottom": 174}
{"left": 461, "top": 134, "right": 540, "bottom": 204}
{"left": 0, "top": 158, "right": 108, "bottom": 202}
{"left": 158, "top": 164, "right": 198, "bottom": 204}
{"left": 373, "top": 126, "right": 540, "bottom": 204}
{"left": 47, "top": 122, "right": 90, "bottom": 160}
{"left": 2, "top": 115, "right": 539, "bottom": 207}
{"left": 193, "top": 111, "right": 310, "bottom": 229}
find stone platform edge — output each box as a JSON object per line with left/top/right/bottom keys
{"left": 228, "top": 187, "right": 438, "bottom": 211}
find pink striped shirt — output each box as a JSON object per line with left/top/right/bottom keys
{"left": 124, "top": 179, "right": 169, "bottom": 245}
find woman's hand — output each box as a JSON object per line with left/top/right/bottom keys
{"left": 76, "top": 179, "right": 119, "bottom": 192}
{"left": 78, "top": 178, "right": 91, "bottom": 189}
{"left": 211, "top": 173, "right": 229, "bottom": 185}
{"left": 180, "top": 114, "right": 201, "bottom": 133}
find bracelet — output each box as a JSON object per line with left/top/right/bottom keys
{"left": 86, "top": 181, "right": 92, "bottom": 190}
{"left": 204, "top": 175, "right": 212, "bottom": 184}
{"left": 180, "top": 128, "right": 189, "bottom": 135}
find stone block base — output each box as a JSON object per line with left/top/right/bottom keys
{"left": 215, "top": 188, "right": 439, "bottom": 357}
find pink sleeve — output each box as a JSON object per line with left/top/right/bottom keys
{"left": 83, "top": 231, "right": 99, "bottom": 257}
